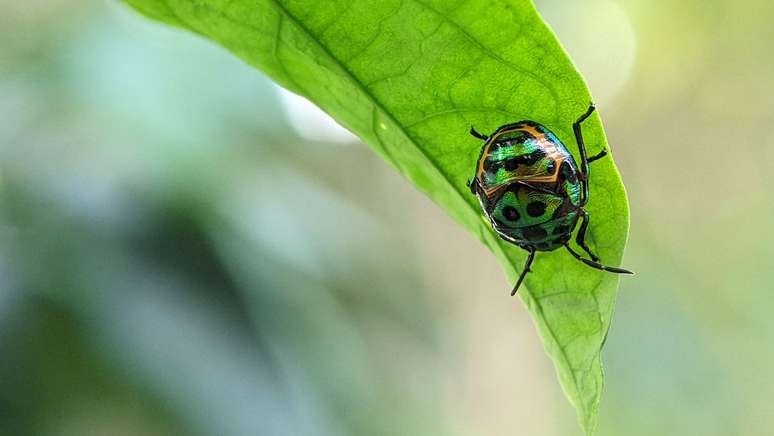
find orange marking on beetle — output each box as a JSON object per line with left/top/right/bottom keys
{"left": 514, "top": 125, "right": 545, "bottom": 142}
{"left": 479, "top": 156, "right": 567, "bottom": 200}
{"left": 476, "top": 124, "right": 567, "bottom": 187}
{"left": 476, "top": 124, "right": 552, "bottom": 177}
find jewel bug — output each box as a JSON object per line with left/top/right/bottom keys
{"left": 467, "top": 104, "right": 633, "bottom": 295}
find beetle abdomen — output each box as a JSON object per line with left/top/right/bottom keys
{"left": 511, "top": 212, "right": 578, "bottom": 251}
{"left": 488, "top": 184, "right": 579, "bottom": 251}
{"left": 491, "top": 185, "right": 564, "bottom": 228}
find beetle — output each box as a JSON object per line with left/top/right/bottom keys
{"left": 467, "top": 104, "right": 633, "bottom": 295}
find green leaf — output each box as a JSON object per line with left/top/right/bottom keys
{"left": 122, "top": 0, "right": 630, "bottom": 434}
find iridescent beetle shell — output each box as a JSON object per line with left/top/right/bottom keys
{"left": 471, "top": 121, "right": 581, "bottom": 251}
{"left": 467, "top": 105, "right": 633, "bottom": 295}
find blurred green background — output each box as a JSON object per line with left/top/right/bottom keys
{"left": 1, "top": 1, "right": 773, "bottom": 435}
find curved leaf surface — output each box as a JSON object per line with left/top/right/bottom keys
{"left": 122, "top": 0, "right": 630, "bottom": 433}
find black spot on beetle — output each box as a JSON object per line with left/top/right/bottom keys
{"left": 504, "top": 158, "right": 519, "bottom": 171}
{"left": 506, "top": 183, "right": 522, "bottom": 194}
{"left": 523, "top": 226, "right": 548, "bottom": 242}
{"left": 525, "top": 149, "right": 546, "bottom": 165}
{"left": 527, "top": 202, "right": 546, "bottom": 217}
{"left": 554, "top": 224, "right": 571, "bottom": 235}
{"left": 503, "top": 206, "right": 520, "bottom": 222}
{"left": 545, "top": 159, "right": 556, "bottom": 174}
{"left": 483, "top": 158, "right": 498, "bottom": 173}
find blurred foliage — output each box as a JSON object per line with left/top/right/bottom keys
{"left": 1, "top": 1, "right": 774, "bottom": 436}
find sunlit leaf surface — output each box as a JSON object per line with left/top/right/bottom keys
{"left": 123, "top": 0, "right": 631, "bottom": 433}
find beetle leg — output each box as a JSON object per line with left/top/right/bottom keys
{"left": 588, "top": 149, "right": 608, "bottom": 163}
{"left": 470, "top": 126, "right": 488, "bottom": 141}
{"left": 573, "top": 103, "right": 595, "bottom": 175}
{"left": 511, "top": 246, "right": 536, "bottom": 296}
{"left": 564, "top": 244, "right": 634, "bottom": 275}
{"left": 575, "top": 210, "right": 599, "bottom": 262}
{"left": 573, "top": 105, "right": 593, "bottom": 205}
{"left": 574, "top": 103, "right": 615, "bottom": 206}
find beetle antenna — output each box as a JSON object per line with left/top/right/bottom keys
{"left": 469, "top": 126, "right": 488, "bottom": 141}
